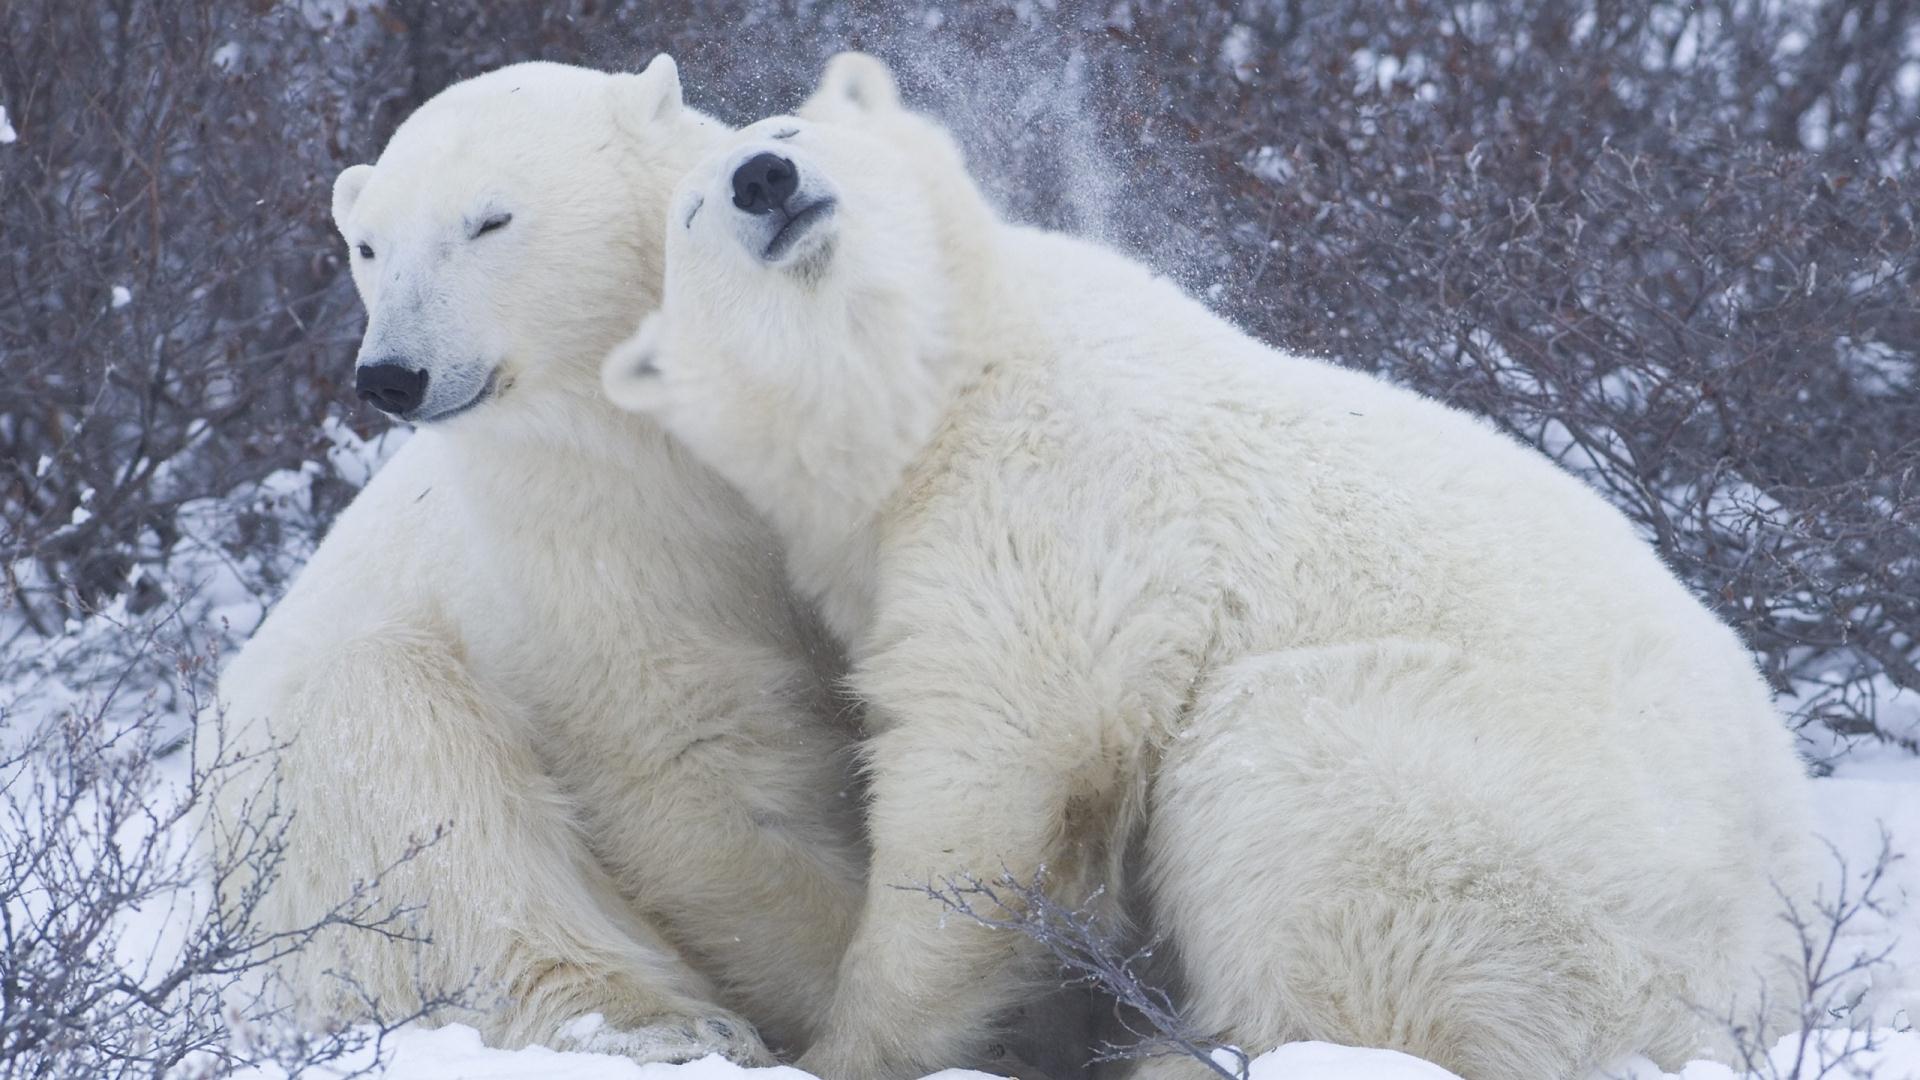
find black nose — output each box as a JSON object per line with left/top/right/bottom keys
{"left": 732, "top": 153, "right": 799, "bottom": 215}
{"left": 355, "top": 362, "right": 428, "bottom": 416}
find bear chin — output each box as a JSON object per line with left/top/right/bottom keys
{"left": 763, "top": 196, "right": 837, "bottom": 264}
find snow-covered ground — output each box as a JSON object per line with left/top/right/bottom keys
{"left": 228, "top": 1028, "right": 1474, "bottom": 1079}
{"left": 224, "top": 1008, "right": 1920, "bottom": 1080}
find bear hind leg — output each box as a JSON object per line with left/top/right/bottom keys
{"left": 1143, "top": 643, "right": 1668, "bottom": 1080}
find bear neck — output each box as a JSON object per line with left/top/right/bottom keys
{"left": 441, "top": 373, "right": 679, "bottom": 513}
{"left": 752, "top": 225, "right": 1014, "bottom": 649}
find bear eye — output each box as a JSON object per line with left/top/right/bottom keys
{"left": 771, "top": 127, "right": 799, "bottom": 140}
{"left": 474, "top": 213, "right": 512, "bottom": 239}
{"left": 356, "top": 242, "right": 374, "bottom": 259}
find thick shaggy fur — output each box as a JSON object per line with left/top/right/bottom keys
{"left": 603, "top": 54, "right": 1818, "bottom": 1080}
{"left": 208, "top": 59, "right": 865, "bottom": 1064}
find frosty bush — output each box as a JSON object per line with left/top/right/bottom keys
{"left": 0, "top": 616, "right": 461, "bottom": 1078}
{"left": 3, "top": 0, "right": 1913, "bottom": 750}
{"left": 1707, "top": 835, "right": 1905, "bottom": 1080}
{"left": 914, "top": 872, "right": 1248, "bottom": 1080}
{"left": 0, "top": 1, "right": 399, "bottom": 628}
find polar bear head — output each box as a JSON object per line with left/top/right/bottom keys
{"left": 333, "top": 56, "right": 721, "bottom": 430}
{"left": 601, "top": 54, "right": 1001, "bottom": 541}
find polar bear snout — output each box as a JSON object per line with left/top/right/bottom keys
{"left": 732, "top": 153, "right": 799, "bottom": 215}
{"left": 354, "top": 356, "right": 499, "bottom": 424}
{"left": 356, "top": 361, "right": 428, "bottom": 416}
{"left": 710, "top": 148, "right": 839, "bottom": 266}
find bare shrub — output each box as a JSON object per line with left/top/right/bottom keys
{"left": 1696, "top": 834, "right": 1906, "bottom": 1080}
{"left": 0, "top": 614, "right": 462, "bottom": 1079}
{"left": 0, "top": 1, "right": 400, "bottom": 630}
{"left": 912, "top": 872, "right": 1248, "bottom": 1080}
{"left": 4, "top": 0, "right": 1914, "bottom": 752}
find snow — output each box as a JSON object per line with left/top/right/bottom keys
{"left": 222, "top": 1019, "right": 1920, "bottom": 1080}
{"left": 1250, "top": 1042, "right": 1462, "bottom": 1078}
{"left": 1816, "top": 752, "right": 1920, "bottom": 1019}
{"left": 0, "top": 104, "right": 16, "bottom": 143}
{"left": 228, "top": 1025, "right": 814, "bottom": 1080}
{"left": 232, "top": 1028, "right": 1475, "bottom": 1080}
{"left": 1221, "top": 25, "right": 1257, "bottom": 83}
{"left": 111, "top": 284, "right": 133, "bottom": 308}
{"left": 1242, "top": 145, "right": 1292, "bottom": 185}
{"left": 1613, "top": 1029, "right": 1920, "bottom": 1080}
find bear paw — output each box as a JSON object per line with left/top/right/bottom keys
{"left": 556, "top": 1010, "right": 774, "bottom": 1066}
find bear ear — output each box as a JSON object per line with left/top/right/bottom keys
{"left": 802, "top": 51, "right": 901, "bottom": 119}
{"left": 331, "top": 163, "right": 374, "bottom": 233}
{"left": 614, "top": 53, "right": 684, "bottom": 126}
{"left": 602, "top": 314, "right": 674, "bottom": 415}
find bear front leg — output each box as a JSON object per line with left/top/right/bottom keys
{"left": 797, "top": 714, "right": 1099, "bottom": 1080}
{"left": 211, "top": 625, "right": 771, "bottom": 1066}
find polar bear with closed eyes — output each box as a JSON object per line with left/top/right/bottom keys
{"left": 208, "top": 57, "right": 868, "bottom": 1065}
{"left": 604, "top": 53, "right": 1818, "bottom": 1080}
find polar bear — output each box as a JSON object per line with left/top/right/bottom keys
{"left": 207, "top": 58, "right": 867, "bottom": 1065}
{"left": 602, "top": 54, "right": 1818, "bottom": 1080}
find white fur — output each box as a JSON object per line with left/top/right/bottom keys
{"left": 604, "top": 53, "right": 1819, "bottom": 1080}
{"left": 209, "top": 58, "right": 866, "bottom": 1064}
